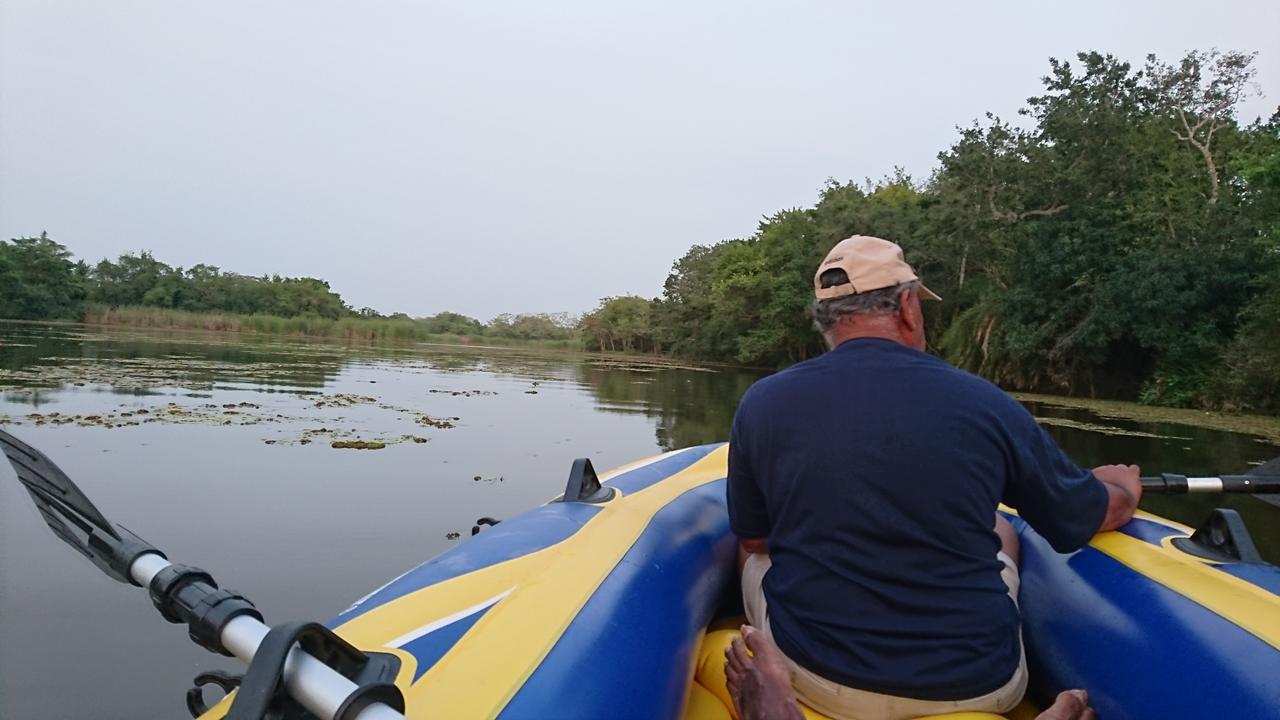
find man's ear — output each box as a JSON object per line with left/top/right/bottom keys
{"left": 898, "top": 287, "right": 922, "bottom": 334}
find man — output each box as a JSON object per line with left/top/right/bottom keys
{"left": 725, "top": 235, "right": 1141, "bottom": 720}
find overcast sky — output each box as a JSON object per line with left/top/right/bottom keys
{"left": 2, "top": 2, "right": 1277, "bottom": 320}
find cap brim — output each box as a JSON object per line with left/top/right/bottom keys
{"left": 918, "top": 284, "right": 941, "bottom": 302}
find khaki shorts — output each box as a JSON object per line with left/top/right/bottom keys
{"left": 741, "top": 552, "right": 1028, "bottom": 720}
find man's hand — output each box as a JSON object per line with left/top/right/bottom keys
{"left": 1094, "top": 464, "right": 1142, "bottom": 532}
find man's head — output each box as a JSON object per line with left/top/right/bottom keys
{"left": 811, "top": 235, "right": 939, "bottom": 351}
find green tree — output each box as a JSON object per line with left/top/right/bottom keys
{"left": 420, "top": 311, "right": 485, "bottom": 335}
{"left": 580, "top": 296, "right": 655, "bottom": 353}
{"left": 0, "top": 233, "right": 86, "bottom": 319}
{"left": 487, "top": 313, "right": 576, "bottom": 341}
{"left": 88, "top": 251, "right": 174, "bottom": 307}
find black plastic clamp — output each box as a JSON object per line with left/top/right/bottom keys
{"left": 225, "top": 621, "right": 404, "bottom": 720}
{"left": 148, "top": 564, "right": 263, "bottom": 656}
{"left": 95, "top": 525, "right": 166, "bottom": 586}
{"left": 187, "top": 588, "right": 265, "bottom": 656}
{"left": 149, "top": 564, "right": 218, "bottom": 623}
{"left": 333, "top": 682, "right": 406, "bottom": 720}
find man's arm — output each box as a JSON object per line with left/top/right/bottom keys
{"left": 1092, "top": 464, "right": 1142, "bottom": 532}
{"left": 999, "top": 392, "right": 1136, "bottom": 552}
{"left": 728, "top": 411, "right": 771, "bottom": 545}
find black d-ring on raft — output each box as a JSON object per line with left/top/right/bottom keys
{"left": 187, "top": 670, "right": 243, "bottom": 717}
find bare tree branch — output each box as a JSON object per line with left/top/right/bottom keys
{"left": 1018, "top": 205, "right": 1069, "bottom": 219}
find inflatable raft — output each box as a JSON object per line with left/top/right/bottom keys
{"left": 190, "top": 442, "right": 1280, "bottom": 720}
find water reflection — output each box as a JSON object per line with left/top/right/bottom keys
{"left": 575, "top": 362, "right": 758, "bottom": 451}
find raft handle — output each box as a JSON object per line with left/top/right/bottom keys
{"left": 1171, "top": 508, "right": 1264, "bottom": 564}
{"left": 557, "top": 457, "right": 617, "bottom": 504}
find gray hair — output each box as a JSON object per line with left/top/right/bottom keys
{"left": 811, "top": 280, "right": 920, "bottom": 334}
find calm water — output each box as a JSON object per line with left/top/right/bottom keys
{"left": 0, "top": 321, "right": 1276, "bottom": 719}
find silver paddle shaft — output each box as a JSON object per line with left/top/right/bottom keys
{"left": 130, "top": 554, "right": 405, "bottom": 720}
{"left": 1139, "top": 473, "right": 1280, "bottom": 494}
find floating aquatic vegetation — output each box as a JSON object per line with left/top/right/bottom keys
{"left": 0, "top": 355, "right": 338, "bottom": 394}
{"left": 330, "top": 440, "right": 386, "bottom": 450}
{"left": 1033, "top": 415, "right": 1191, "bottom": 440}
{"left": 415, "top": 415, "right": 457, "bottom": 429}
{"left": 309, "top": 394, "right": 378, "bottom": 409}
{"left": 1015, "top": 392, "right": 1280, "bottom": 444}
{"left": 585, "top": 358, "right": 716, "bottom": 373}
{"left": 15, "top": 402, "right": 309, "bottom": 431}
{"left": 264, "top": 426, "right": 429, "bottom": 448}
{"left": 428, "top": 389, "right": 497, "bottom": 397}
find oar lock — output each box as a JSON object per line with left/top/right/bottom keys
{"left": 470, "top": 456, "right": 617, "bottom": 537}
{"left": 1172, "top": 508, "right": 1264, "bottom": 564}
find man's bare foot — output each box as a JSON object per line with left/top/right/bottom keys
{"left": 723, "top": 625, "right": 804, "bottom": 720}
{"left": 1036, "top": 689, "right": 1096, "bottom": 720}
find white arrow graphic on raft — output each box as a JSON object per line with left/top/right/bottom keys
{"left": 388, "top": 587, "right": 515, "bottom": 648}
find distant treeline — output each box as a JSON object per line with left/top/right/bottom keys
{"left": 4, "top": 49, "right": 1278, "bottom": 413}
{"left": 0, "top": 236, "right": 579, "bottom": 343}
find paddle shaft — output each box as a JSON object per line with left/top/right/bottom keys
{"left": 1140, "top": 473, "right": 1280, "bottom": 494}
{"left": 129, "top": 553, "right": 405, "bottom": 720}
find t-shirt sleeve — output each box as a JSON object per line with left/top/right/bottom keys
{"left": 727, "top": 411, "right": 770, "bottom": 539}
{"left": 1001, "top": 405, "right": 1109, "bottom": 553}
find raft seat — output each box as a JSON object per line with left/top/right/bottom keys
{"left": 686, "top": 629, "right": 1039, "bottom": 720}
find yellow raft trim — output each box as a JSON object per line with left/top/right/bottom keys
{"left": 408, "top": 445, "right": 729, "bottom": 718}
{"left": 320, "top": 446, "right": 730, "bottom": 719}
{"left": 1003, "top": 506, "right": 1280, "bottom": 651}
{"left": 1087, "top": 530, "right": 1280, "bottom": 650}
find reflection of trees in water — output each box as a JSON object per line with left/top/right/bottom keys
{"left": 574, "top": 363, "right": 763, "bottom": 450}
{"left": 0, "top": 322, "right": 345, "bottom": 392}
{"left": 0, "top": 324, "right": 87, "bottom": 371}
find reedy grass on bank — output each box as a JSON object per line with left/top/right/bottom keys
{"left": 80, "top": 305, "right": 581, "bottom": 349}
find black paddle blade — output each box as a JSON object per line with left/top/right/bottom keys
{"left": 1251, "top": 456, "right": 1280, "bottom": 508}
{"left": 0, "top": 429, "right": 161, "bottom": 584}
{"left": 0, "top": 428, "right": 117, "bottom": 539}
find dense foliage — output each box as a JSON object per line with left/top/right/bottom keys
{"left": 585, "top": 50, "right": 1277, "bottom": 413}
{"left": 0, "top": 233, "right": 86, "bottom": 320}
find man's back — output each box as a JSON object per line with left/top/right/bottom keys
{"left": 728, "top": 337, "right": 1106, "bottom": 700}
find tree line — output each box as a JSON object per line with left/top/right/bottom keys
{"left": 4, "top": 49, "right": 1277, "bottom": 413}
{"left": 581, "top": 50, "right": 1280, "bottom": 414}
{"left": 0, "top": 237, "right": 350, "bottom": 320}
{"left": 0, "top": 235, "right": 578, "bottom": 341}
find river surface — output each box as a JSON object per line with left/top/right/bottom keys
{"left": 1, "top": 321, "right": 1277, "bottom": 719}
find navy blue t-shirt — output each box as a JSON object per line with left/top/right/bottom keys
{"left": 727, "top": 338, "right": 1108, "bottom": 701}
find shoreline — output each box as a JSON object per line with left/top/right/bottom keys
{"left": 0, "top": 317, "right": 738, "bottom": 372}
{"left": 1014, "top": 392, "right": 1280, "bottom": 446}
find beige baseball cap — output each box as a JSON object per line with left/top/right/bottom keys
{"left": 813, "top": 235, "right": 941, "bottom": 301}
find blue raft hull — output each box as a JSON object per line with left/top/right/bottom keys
{"left": 197, "top": 443, "right": 1280, "bottom": 719}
